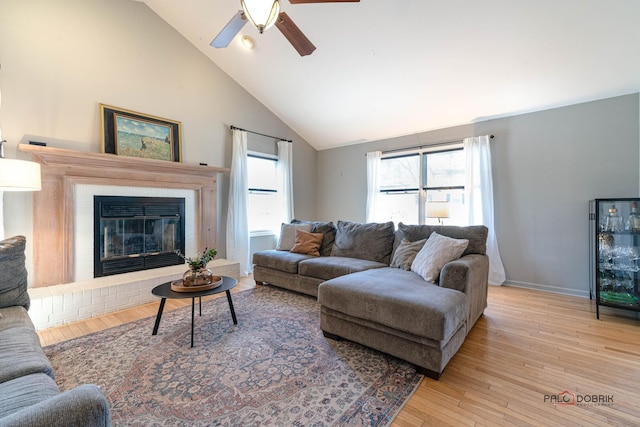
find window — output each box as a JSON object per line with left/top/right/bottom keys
{"left": 378, "top": 154, "right": 420, "bottom": 224}
{"left": 377, "top": 147, "right": 465, "bottom": 225}
{"left": 247, "top": 153, "right": 281, "bottom": 233}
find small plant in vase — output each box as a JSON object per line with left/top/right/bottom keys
{"left": 175, "top": 248, "right": 217, "bottom": 287}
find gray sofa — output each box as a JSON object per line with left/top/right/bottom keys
{"left": 0, "top": 236, "right": 111, "bottom": 427}
{"left": 252, "top": 221, "right": 489, "bottom": 379}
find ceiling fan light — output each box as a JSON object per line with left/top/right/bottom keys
{"left": 241, "top": 0, "right": 280, "bottom": 34}
{"left": 241, "top": 35, "right": 256, "bottom": 49}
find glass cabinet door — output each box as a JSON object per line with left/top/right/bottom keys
{"left": 593, "top": 198, "right": 640, "bottom": 318}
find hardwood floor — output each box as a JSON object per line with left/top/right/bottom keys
{"left": 38, "top": 279, "right": 640, "bottom": 426}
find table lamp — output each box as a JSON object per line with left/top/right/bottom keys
{"left": 0, "top": 84, "right": 42, "bottom": 241}
{"left": 0, "top": 84, "right": 41, "bottom": 192}
{"left": 0, "top": 140, "right": 41, "bottom": 191}
{"left": 426, "top": 201, "right": 449, "bottom": 225}
{"left": 0, "top": 140, "right": 41, "bottom": 240}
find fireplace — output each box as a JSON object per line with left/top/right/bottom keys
{"left": 20, "top": 144, "right": 228, "bottom": 287}
{"left": 94, "top": 196, "right": 186, "bottom": 277}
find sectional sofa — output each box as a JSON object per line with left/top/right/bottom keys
{"left": 0, "top": 236, "right": 111, "bottom": 427}
{"left": 252, "top": 220, "right": 489, "bottom": 379}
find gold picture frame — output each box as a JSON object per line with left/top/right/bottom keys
{"left": 100, "top": 104, "right": 182, "bottom": 162}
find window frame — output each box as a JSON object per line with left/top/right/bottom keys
{"left": 379, "top": 152, "right": 421, "bottom": 194}
{"left": 247, "top": 151, "right": 280, "bottom": 236}
{"left": 421, "top": 146, "right": 465, "bottom": 192}
{"left": 378, "top": 144, "right": 464, "bottom": 224}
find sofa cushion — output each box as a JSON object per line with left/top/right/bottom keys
{"left": 318, "top": 268, "right": 467, "bottom": 342}
{"left": 252, "top": 250, "right": 315, "bottom": 274}
{"left": 390, "top": 238, "right": 426, "bottom": 271}
{"left": 299, "top": 256, "right": 387, "bottom": 281}
{"left": 0, "top": 306, "right": 55, "bottom": 383}
{"left": 291, "top": 219, "right": 337, "bottom": 256}
{"left": 411, "top": 232, "right": 469, "bottom": 282}
{"left": 290, "top": 229, "right": 324, "bottom": 256}
{"left": 394, "top": 223, "right": 487, "bottom": 257}
{"left": 276, "top": 223, "right": 312, "bottom": 251}
{"left": 330, "top": 220, "right": 395, "bottom": 264}
{"left": 0, "top": 373, "right": 60, "bottom": 419}
{"left": 0, "top": 235, "right": 29, "bottom": 310}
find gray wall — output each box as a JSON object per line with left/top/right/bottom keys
{"left": 0, "top": 0, "right": 317, "bottom": 275}
{"left": 318, "top": 94, "right": 640, "bottom": 297}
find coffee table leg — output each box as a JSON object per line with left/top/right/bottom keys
{"left": 226, "top": 290, "right": 238, "bottom": 325}
{"left": 152, "top": 298, "right": 167, "bottom": 335}
{"left": 191, "top": 297, "right": 195, "bottom": 348}
{"left": 199, "top": 296, "right": 202, "bottom": 316}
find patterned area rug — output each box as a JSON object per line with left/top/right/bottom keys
{"left": 45, "top": 286, "right": 423, "bottom": 426}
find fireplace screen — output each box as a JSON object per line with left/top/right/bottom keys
{"left": 94, "top": 196, "right": 185, "bottom": 277}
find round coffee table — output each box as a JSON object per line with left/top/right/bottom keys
{"left": 151, "top": 275, "right": 238, "bottom": 348}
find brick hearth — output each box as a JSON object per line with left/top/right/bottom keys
{"left": 28, "top": 259, "right": 239, "bottom": 330}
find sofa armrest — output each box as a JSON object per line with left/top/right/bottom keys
{"left": 0, "top": 384, "right": 111, "bottom": 427}
{"left": 0, "top": 236, "right": 30, "bottom": 310}
{"left": 439, "top": 254, "right": 485, "bottom": 293}
{"left": 439, "top": 254, "right": 489, "bottom": 332}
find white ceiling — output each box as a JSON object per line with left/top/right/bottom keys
{"left": 141, "top": 0, "right": 640, "bottom": 151}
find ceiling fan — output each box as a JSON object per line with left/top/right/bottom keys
{"left": 210, "top": 0, "right": 360, "bottom": 57}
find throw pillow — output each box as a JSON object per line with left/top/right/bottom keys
{"left": 393, "top": 223, "right": 432, "bottom": 254}
{"left": 390, "top": 238, "right": 427, "bottom": 271}
{"left": 395, "top": 222, "right": 488, "bottom": 257}
{"left": 276, "top": 223, "right": 312, "bottom": 251}
{"left": 330, "top": 220, "right": 395, "bottom": 264}
{"left": 411, "top": 232, "right": 469, "bottom": 283}
{"left": 290, "top": 229, "right": 324, "bottom": 256}
{"left": 291, "top": 219, "right": 337, "bottom": 256}
{"left": 0, "top": 235, "right": 30, "bottom": 310}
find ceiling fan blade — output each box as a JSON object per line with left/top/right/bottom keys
{"left": 210, "top": 11, "right": 247, "bottom": 48}
{"left": 289, "top": 0, "right": 359, "bottom": 3}
{"left": 275, "top": 12, "right": 316, "bottom": 57}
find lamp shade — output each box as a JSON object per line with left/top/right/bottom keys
{"left": 426, "top": 201, "right": 450, "bottom": 219}
{"left": 0, "top": 158, "right": 41, "bottom": 191}
{"left": 241, "top": 0, "right": 280, "bottom": 33}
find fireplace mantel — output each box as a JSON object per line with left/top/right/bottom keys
{"left": 19, "top": 144, "right": 229, "bottom": 287}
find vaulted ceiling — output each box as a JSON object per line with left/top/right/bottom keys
{"left": 141, "top": 0, "right": 640, "bottom": 150}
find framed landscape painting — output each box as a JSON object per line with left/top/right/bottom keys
{"left": 100, "top": 104, "right": 182, "bottom": 162}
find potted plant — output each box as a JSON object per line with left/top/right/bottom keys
{"left": 175, "top": 248, "right": 217, "bottom": 286}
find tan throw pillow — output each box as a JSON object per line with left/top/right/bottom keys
{"left": 276, "top": 223, "right": 312, "bottom": 251}
{"left": 291, "top": 219, "right": 336, "bottom": 256}
{"left": 411, "top": 232, "right": 469, "bottom": 283}
{"left": 390, "top": 238, "right": 427, "bottom": 270}
{"left": 290, "top": 229, "right": 324, "bottom": 256}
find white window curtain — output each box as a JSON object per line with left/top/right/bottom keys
{"left": 277, "top": 140, "right": 294, "bottom": 223}
{"left": 0, "top": 191, "right": 4, "bottom": 240}
{"left": 0, "top": 88, "right": 4, "bottom": 240}
{"left": 226, "top": 129, "right": 251, "bottom": 276}
{"left": 366, "top": 151, "right": 382, "bottom": 223}
{"left": 464, "top": 135, "right": 506, "bottom": 286}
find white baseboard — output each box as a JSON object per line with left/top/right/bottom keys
{"left": 503, "top": 280, "right": 591, "bottom": 299}
{"left": 503, "top": 280, "right": 640, "bottom": 320}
